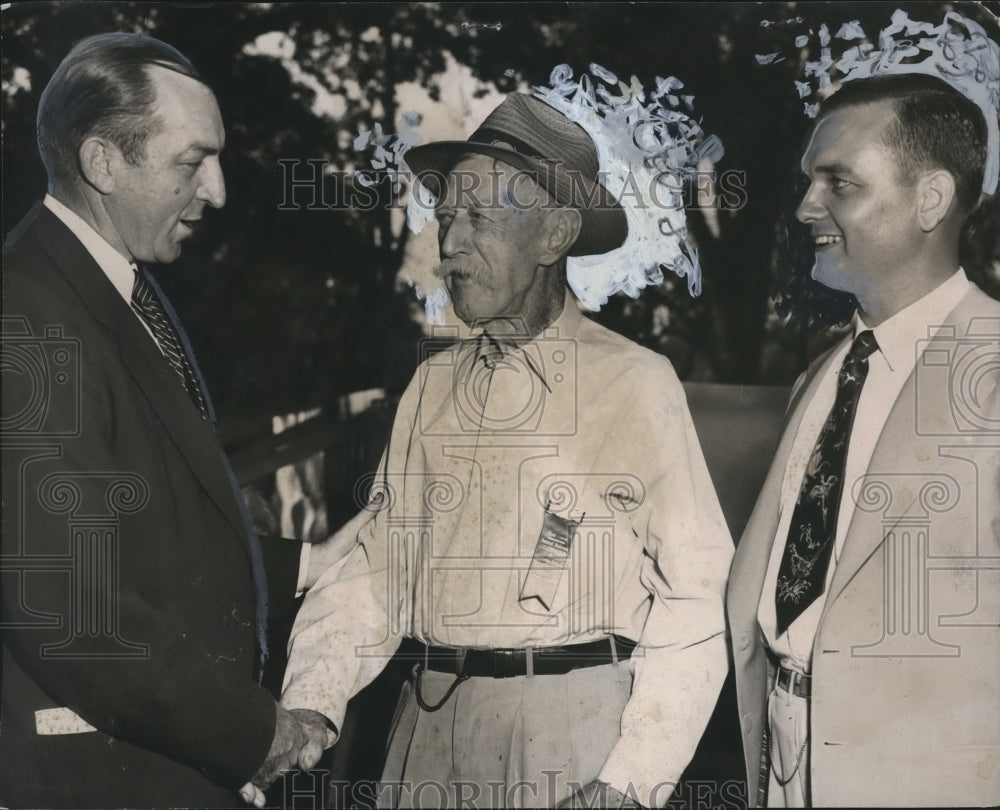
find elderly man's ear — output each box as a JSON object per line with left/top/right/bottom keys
{"left": 539, "top": 207, "right": 583, "bottom": 265}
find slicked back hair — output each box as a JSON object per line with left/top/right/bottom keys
{"left": 38, "top": 32, "right": 208, "bottom": 187}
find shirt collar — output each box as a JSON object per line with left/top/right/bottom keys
{"left": 468, "top": 288, "right": 584, "bottom": 389}
{"left": 44, "top": 194, "right": 136, "bottom": 303}
{"left": 855, "top": 267, "right": 971, "bottom": 374}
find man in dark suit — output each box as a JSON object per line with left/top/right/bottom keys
{"left": 727, "top": 72, "right": 1000, "bottom": 806}
{"left": 1, "top": 32, "right": 328, "bottom": 808}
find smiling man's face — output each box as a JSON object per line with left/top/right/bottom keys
{"left": 103, "top": 65, "right": 226, "bottom": 264}
{"left": 796, "top": 100, "right": 924, "bottom": 307}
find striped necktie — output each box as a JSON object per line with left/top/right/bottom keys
{"left": 130, "top": 266, "right": 209, "bottom": 420}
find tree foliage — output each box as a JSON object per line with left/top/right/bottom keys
{"left": 4, "top": 1, "right": 998, "bottom": 442}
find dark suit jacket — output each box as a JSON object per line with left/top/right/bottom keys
{"left": 727, "top": 283, "right": 1000, "bottom": 806}
{"left": 1, "top": 204, "right": 299, "bottom": 808}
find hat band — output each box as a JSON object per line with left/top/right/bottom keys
{"left": 471, "top": 128, "right": 546, "bottom": 160}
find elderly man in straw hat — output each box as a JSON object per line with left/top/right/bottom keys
{"left": 275, "top": 87, "right": 733, "bottom": 808}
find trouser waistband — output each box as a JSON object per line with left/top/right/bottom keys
{"left": 398, "top": 635, "right": 636, "bottom": 678}
{"left": 774, "top": 663, "right": 811, "bottom": 698}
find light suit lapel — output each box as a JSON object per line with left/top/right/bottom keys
{"left": 821, "top": 288, "right": 989, "bottom": 610}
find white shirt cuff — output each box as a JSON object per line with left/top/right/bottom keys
{"left": 295, "top": 542, "right": 311, "bottom": 598}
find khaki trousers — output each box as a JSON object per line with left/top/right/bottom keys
{"left": 379, "top": 661, "right": 633, "bottom": 808}
{"left": 765, "top": 677, "right": 810, "bottom": 807}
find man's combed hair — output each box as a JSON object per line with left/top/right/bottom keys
{"left": 819, "top": 73, "right": 988, "bottom": 218}
{"left": 37, "top": 32, "right": 206, "bottom": 186}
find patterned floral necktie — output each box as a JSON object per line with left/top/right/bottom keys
{"left": 775, "top": 329, "right": 879, "bottom": 636}
{"left": 130, "top": 266, "right": 209, "bottom": 420}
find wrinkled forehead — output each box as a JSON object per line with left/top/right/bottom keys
{"left": 438, "top": 153, "right": 549, "bottom": 210}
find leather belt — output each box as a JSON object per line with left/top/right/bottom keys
{"left": 399, "top": 635, "right": 636, "bottom": 678}
{"left": 775, "top": 664, "right": 811, "bottom": 698}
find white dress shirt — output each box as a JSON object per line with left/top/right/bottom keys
{"left": 43, "top": 194, "right": 162, "bottom": 344}
{"left": 758, "top": 268, "right": 973, "bottom": 673}
{"left": 44, "top": 195, "right": 138, "bottom": 308}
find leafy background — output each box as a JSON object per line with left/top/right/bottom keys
{"left": 5, "top": 1, "right": 998, "bottom": 453}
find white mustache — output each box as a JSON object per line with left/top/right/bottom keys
{"left": 434, "top": 262, "right": 479, "bottom": 281}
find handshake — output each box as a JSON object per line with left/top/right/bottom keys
{"left": 238, "top": 505, "right": 379, "bottom": 807}
{"left": 239, "top": 705, "right": 331, "bottom": 807}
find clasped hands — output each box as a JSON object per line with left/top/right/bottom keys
{"left": 239, "top": 705, "right": 330, "bottom": 807}
{"left": 238, "top": 499, "right": 380, "bottom": 806}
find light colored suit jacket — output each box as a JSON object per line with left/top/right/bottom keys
{"left": 727, "top": 284, "right": 1000, "bottom": 807}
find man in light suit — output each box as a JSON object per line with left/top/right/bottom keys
{"left": 727, "top": 73, "right": 1000, "bottom": 806}
{"left": 1, "top": 33, "right": 329, "bottom": 808}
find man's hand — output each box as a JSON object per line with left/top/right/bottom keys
{"left": 238, "top": 705, "right": 329, "bottom": 806}
{"left": 303, "top": 496, "right": 382, "bottom": 590}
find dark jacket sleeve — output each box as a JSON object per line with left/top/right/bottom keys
{"left": 258, "top": 535, "right": 306, "bottom": 694}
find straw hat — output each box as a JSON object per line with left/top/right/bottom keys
{"left": 404, "top": 93, "right": 627, "bottom": 257}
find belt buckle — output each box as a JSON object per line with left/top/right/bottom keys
{"left": 777, "top": 665, "right": 807, "bottom": 696}
{"left": 777, "top": 666, "right": 793, "bottom": 693}
{"left": 492, "top": 649, "right": 515, "bottom": 678}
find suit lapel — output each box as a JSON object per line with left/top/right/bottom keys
{"left": 23, "top": 205, "right": 251, "bottom": 552}
{"left": 727, "top": 356, "right": 840, "bottom": 803}
{"left": 823, "top": 286, "right": 993, "bottom": 608}
{"left": 732, "top": 343, "right": 844, "bottom": 628}
{"left": 822, "top": 388, "right": 913, "bottom": 609}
